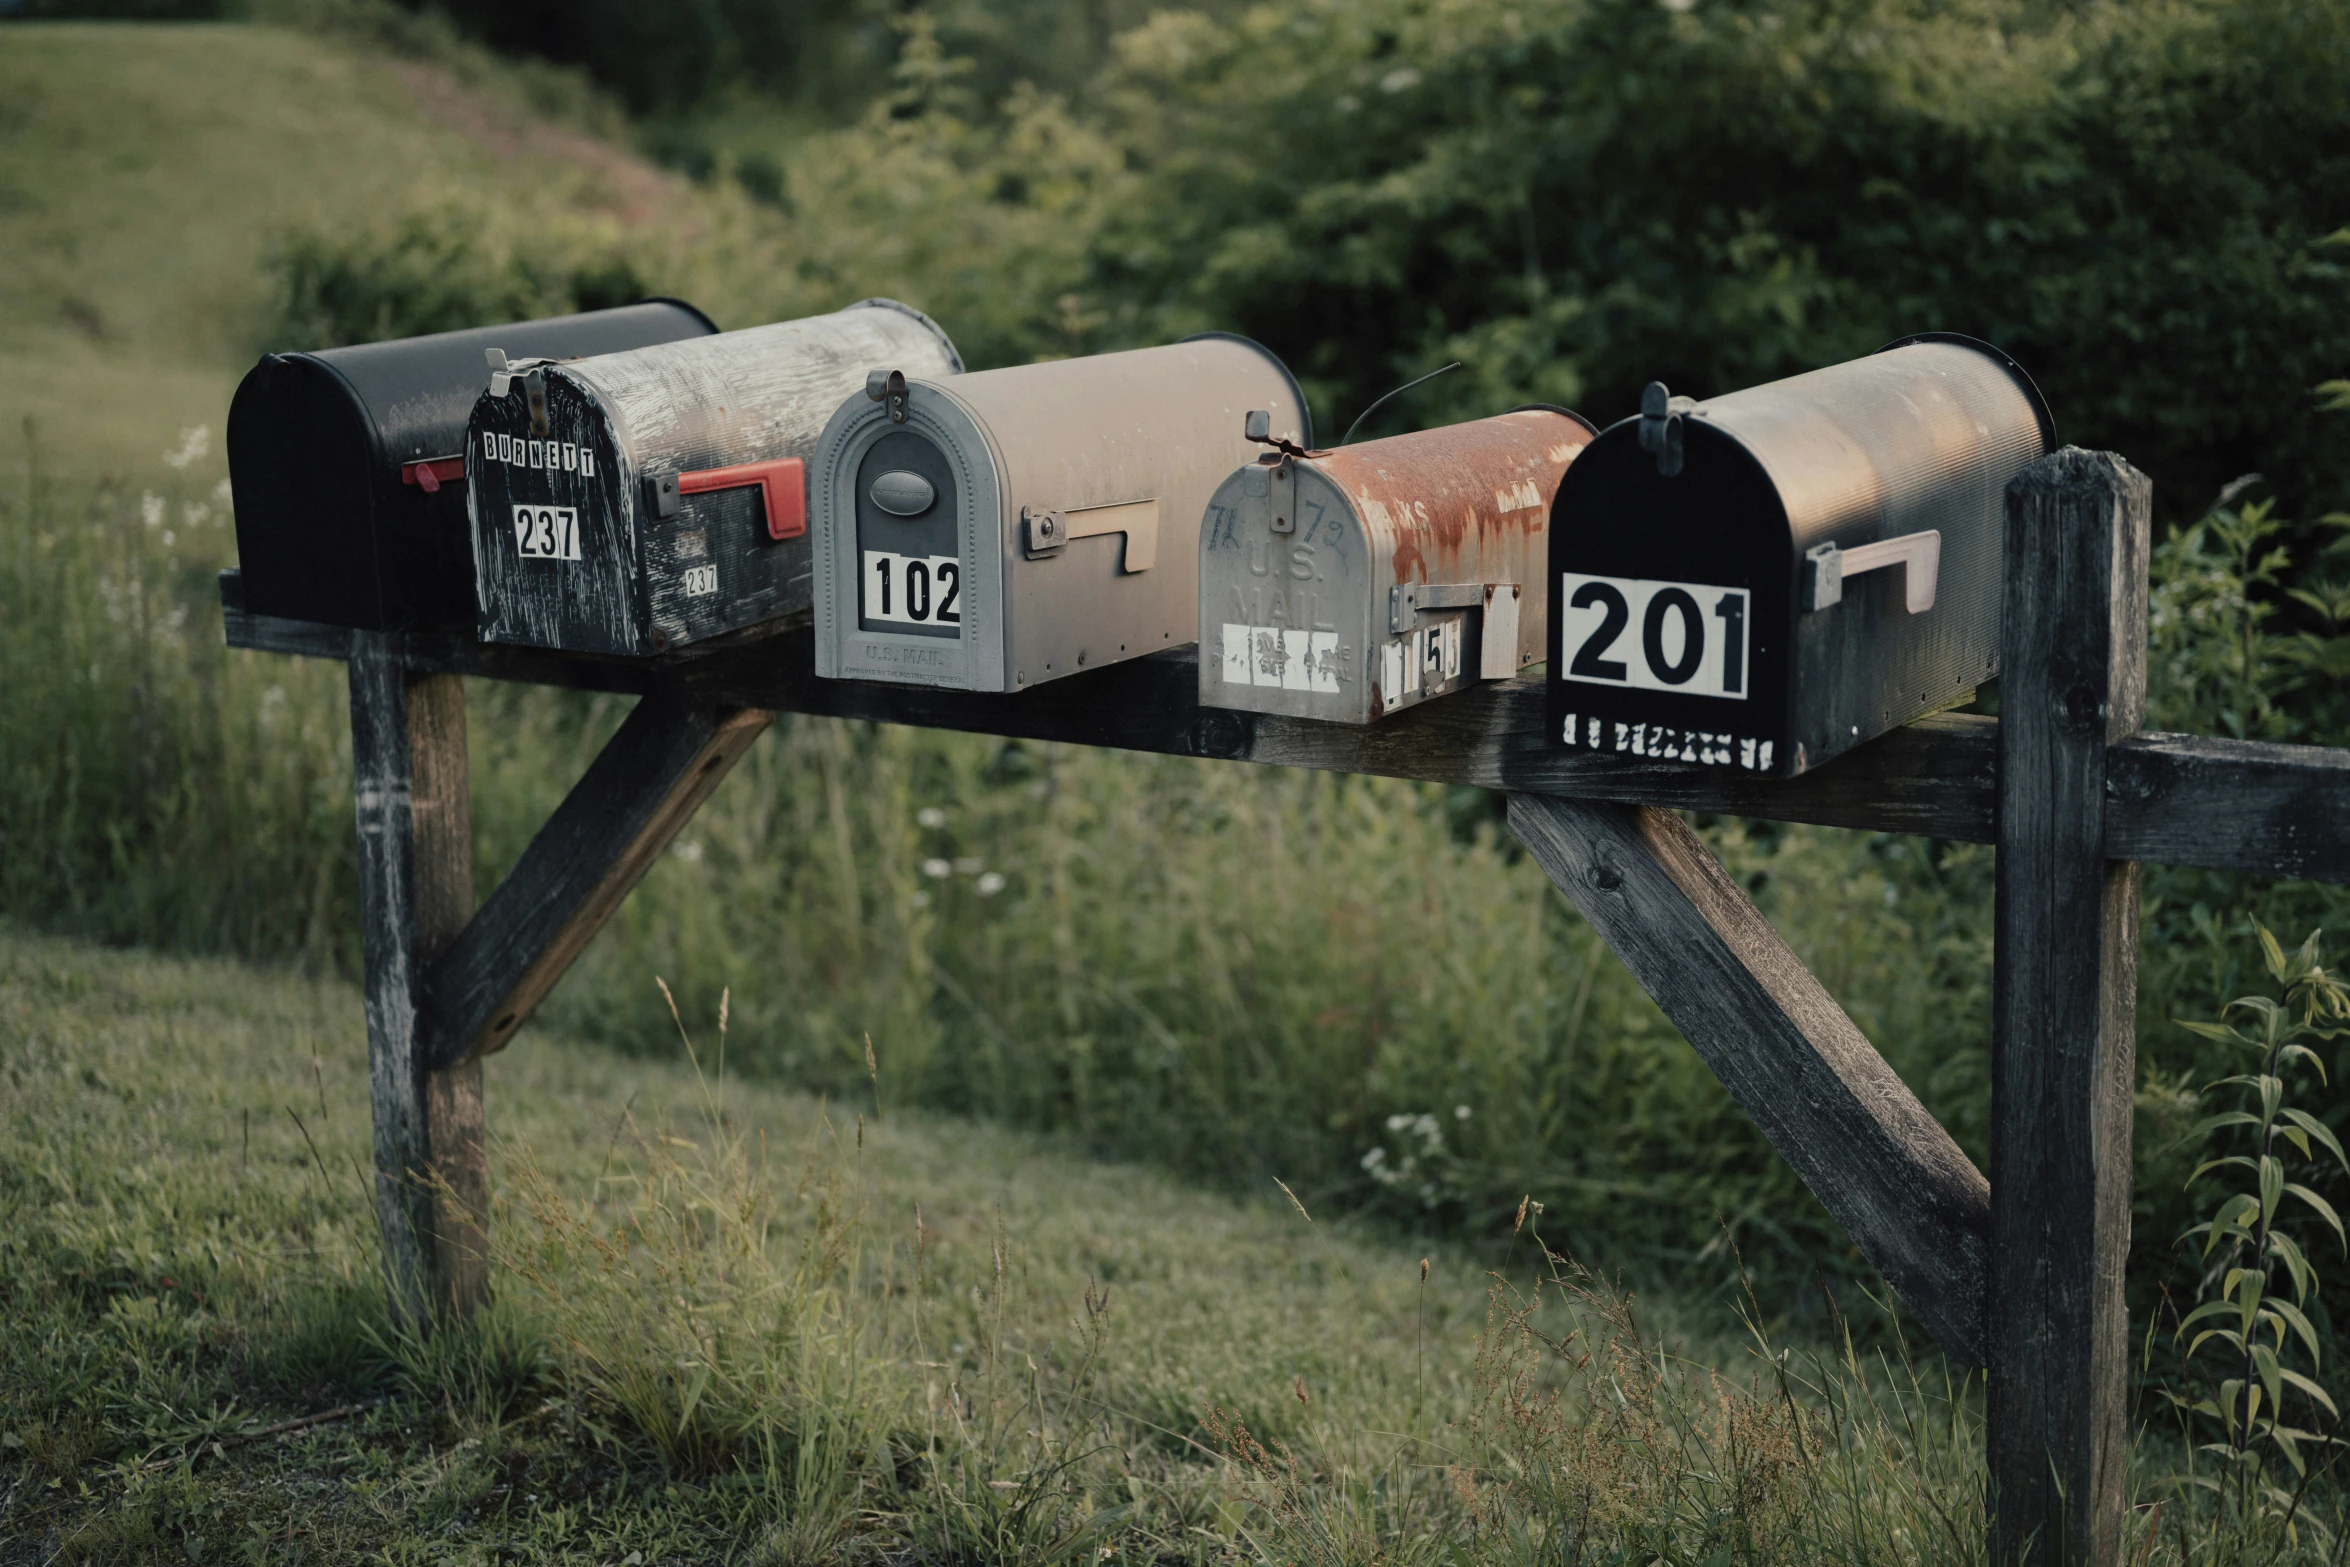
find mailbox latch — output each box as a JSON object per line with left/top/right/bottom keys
{"left": 1804, "top": 529, "right": 1942, "bottom": 614}
{"left": 1637, "top": 382, "right": 1697, "bottom": 477}
{"left": 866, "top": 368, "right": 911, "bottom": 424}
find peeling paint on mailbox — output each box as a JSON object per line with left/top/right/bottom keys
{"left": 469, "top": 300, "right": 960, "bottom": 657}
{"left": 1198, "top": 408, "right": 1593, "bottom": 724}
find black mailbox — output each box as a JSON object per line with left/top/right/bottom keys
{"left": 1546, "top": 334, "right": 2052, "bottom": 776}
{"left": 226, "top": 300, "right": 717, "bottom": 630}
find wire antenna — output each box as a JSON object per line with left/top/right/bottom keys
{"left": 1340, "top": 361, "right": 1462, "bottom": 446}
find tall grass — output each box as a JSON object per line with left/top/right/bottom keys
{"left": 10, "top": 411, "right": 2350, "bottom": 1336}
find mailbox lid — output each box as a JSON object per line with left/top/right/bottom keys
{"left": 228, "top": 299, "right": 717, "bottom": 629}
{"left": 471, "top": 300, "right": 962, "bottom": 654}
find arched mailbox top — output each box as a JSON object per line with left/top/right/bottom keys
{"left": 1695, "top": 336, "right": 2049, "bottom": 555}
{"left": 1303, "top": 407, "right": 1593, "bottom": 573}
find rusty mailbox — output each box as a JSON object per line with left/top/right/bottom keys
{"left": 1198, "top": 407, "right": 1594, "bottom": 723}
{"left": 1547, "top": 333, "right": 2053, "bottom": 776}
{"left": 468, "top": 299, "right": 962, "bottom": 656}
{"left": 809, "top": 335, "right": 1310, "bottom": 691}
{"left": 227, "top": 300, "right": 717, "bottom": 630}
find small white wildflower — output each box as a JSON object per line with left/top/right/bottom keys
{"left": 1883, "top": 884, "right": 1898, "bottom": 907}
{"left": 1379, "top": 67, "right": 1421, "bottom": 92}
{"left": 921, "top": 858, "right": 951, "bottom": 879}
{"left": 1385, "top": 1113, "right": 1412, "bottom": 1133}
{"left": 183, "top": 502, "right": 211, "bottom": 529}
{"left": 141, "top": 492, "right": 165, "bottom": 529}
{"left": 673, "top": 839, "right": 703, "bottom": 863}
{"left": 1360, "top": 1148, "right": 1387, "bottom": 1170}
{"left": 976, "top": 871, "right": 1005, "bottom": 897}
{"left": 163, "top": 426, "right": 211, "bottom": 469}
{"left": 917, "top": 807, "right": 947, "bottom": 829}
{"left": 161, "top": 530, "right": 175, "bottom": 547}
{"left": 953, "top": 857, "right": 983, "bottom": 876}
{"left": 212, "top": 476, "right": 233, "bottom": 506}
{"left": 1454, "top": 1104, "right": 1471, "bottom": 1120}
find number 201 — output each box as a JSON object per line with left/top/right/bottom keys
{"left": 1559, "top": 573, "right": 1748, "bottom": 700}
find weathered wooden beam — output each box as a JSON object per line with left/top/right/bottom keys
{"left": 347, "top": 634, "right": 487, "bottom": 1326}
{"left": 418, "top": 694, "right": 772, "bottom": 1070}
{"left": 1506, "top": 793, "right": 1991, "bottom": 1366}
{"left": 2105, "top": 730, "right": 2350, "bottom": 884}
{"left": 1990, "top": 448, "right": 2150, "bottom": 1567}
{"left": 225, "top": 588, "right": 2350, "bottom": 885}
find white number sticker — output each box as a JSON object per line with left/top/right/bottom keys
{"left": 1219, "top": 623, "right": 1341, "bottom": 693}
{"left": 511, "top": 504, "right": 580, "bottom": 562}
{"left": 1557, "top": 572, "right": 1749, "bottom": 700}
{"left": 681, "top": 564, "right": 718, "bottom": 597}
{"left": 862, "top": 550, "right": 962, "bottom": 628}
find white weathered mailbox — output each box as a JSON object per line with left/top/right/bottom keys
{"left": 809, "top": 336, "right": 1309, "bottom": 691}
{"left": 1198, "top": 407, "right": 1593, "bottom": 723}
{"left": 468, "top": 300, "right": 961, "bottom": 656}
{"left": 1547, "top": 334, "right": 2052, "bottom": 776}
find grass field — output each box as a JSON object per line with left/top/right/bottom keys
{"left": 3, "top": 925, "right": 1984, "bottom": 1565}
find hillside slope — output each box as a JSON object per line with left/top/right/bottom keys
{"left": 0, "top": 22, "right": 702, "bottom": 480}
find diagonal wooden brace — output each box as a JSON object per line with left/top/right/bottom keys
{"left": 418, "top": 691, "right": 772, "bottom": 1070}
{"left": 1507, "top": 794, "right": 1990, "bottom": 1365}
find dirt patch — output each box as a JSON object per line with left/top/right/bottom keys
{"left": 387, "top": 60, "right": 686, "bottom": 229}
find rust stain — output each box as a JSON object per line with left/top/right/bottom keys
{"left": 1304, "top": 410, "right": 1592, "bottom": 585}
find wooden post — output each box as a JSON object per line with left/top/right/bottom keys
{"left": 1510, "top": 795, "right": 1991, "bottom": 1363}
{"left": 349, "top": 632, "right": 486, "bottom": 1326}
{"left": 1990, "top": 449, "right": 2150, "bottom": 1566}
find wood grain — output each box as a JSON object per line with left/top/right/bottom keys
{"left": 228, "top": 589, "right": 2350, "bottom": 886}
{"left": 1508, "top": 794, "right": 1991, "bottom": 1364}
{"left": 404, "top": 671, "right": 487, "bottom": 1321}
{"left": 418, "top": 694, "right": 772, "bottom": 1069}
{"left": 1990, "top": 448, "right": 2150, "bottom": 1567}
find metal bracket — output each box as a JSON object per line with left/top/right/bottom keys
{"left": 1389, "top": 581, "right": 1524, "bottom": 679}
{"left": 484, "top": 347, "right": 552, "bottom": 402}
{"left": 1390, "top": 581, "right": 1487, "bottom": 634}
{"left": 1024, "top": 499, "right": 1160, "bottom": 571}
{"left": 1804, "top": 529, "right": 1942, "bottom": 613}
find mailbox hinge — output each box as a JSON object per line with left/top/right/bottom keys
{"left": 1804, "top": 529, "right": 1942, "bottom": 613}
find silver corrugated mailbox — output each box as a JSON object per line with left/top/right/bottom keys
{"left": 469, "top": 300, "right": 961, "bottom": 655}
{"left": 810, "top": 336, "right": 1309, "bottom": 690}
{"left": 1198, "top": 408, "right": 1594, "bottom": 723}
{"left": 1546, "top": 334, "right": 2052, "bottom": 776}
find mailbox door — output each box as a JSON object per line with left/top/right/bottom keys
{"left": 1548, "top": 422, "right": 1799, "bottom": 773}
{"left": 1199, "top": 462, "right": 1377, "bottom": 722}
{"left": 813, "top": 387, "right": 1009, "bottom": 690}
{"left": 468, "top": 373, "right": 645, "bottom": 655}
